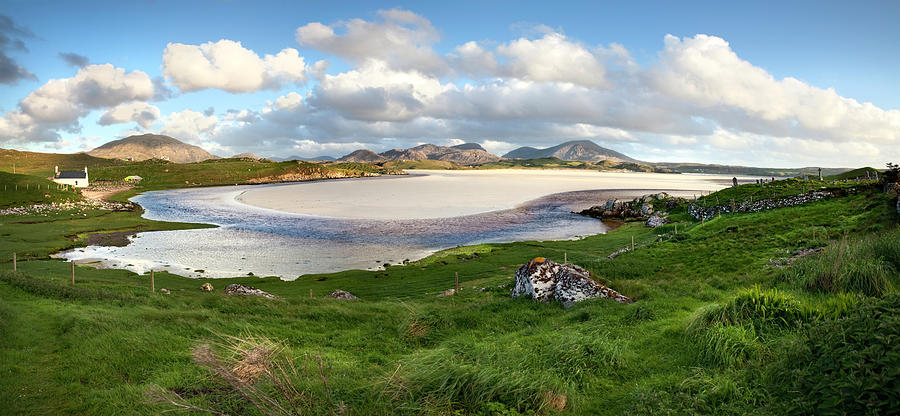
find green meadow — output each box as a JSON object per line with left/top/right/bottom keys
{"left": 1, "top": 173, "right": 897, "bottom": 414}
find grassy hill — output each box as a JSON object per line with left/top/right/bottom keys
{"left": 825, "top": 166, "right": 881, "bottom": 181}
{"left": 88, "top": 158, "right": 385, "bottom": 190}
{"left": 652, "top": 162, "right": 850, "bottom": 177}
{"left": 0, "top": 178, "right": 897, "bottom": 414}
{"left": 0, "top": 148, "right": 122, "bottom": 176}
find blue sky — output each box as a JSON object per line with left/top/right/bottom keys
{"left": 0, "top": 0, "right": 898, "bottom": 167}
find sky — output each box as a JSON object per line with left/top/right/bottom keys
{"left": 0, "top": 0, "right": 898, "bottom": 167}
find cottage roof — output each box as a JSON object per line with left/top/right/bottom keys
{"left": 55, "top": 171, "right": 87, "bottom": 179}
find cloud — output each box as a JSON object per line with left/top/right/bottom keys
{"left": 0, "top": 14, "right": 36, "bottom": 84}
{"left": 650, "top": 34, "right": 900, "bottom": 143}
{"left": 159, "top": 109, "right": 218, "bottom": 142}
{"left": 19, "top": 64, "right": 154, "bottom": 123}
{"left": 0, "top": 64, "right": 155, "bottom": 144}
{"left": 162, "top": 39, "right": 308, "bottom": 93}
{"left": 495, "top": 32, "right": 607, "bottom": 87}
{"left": 310, "top": 59, "right": 454, "bottom": 122}
{"left": 98, "top": 101, "right": 160, "bottom": 128}
{"left": 58, "top": 52, "right": 89, "bottom": 68}
{"left": 296, "top": 8, "right": 446, "bottom": 75}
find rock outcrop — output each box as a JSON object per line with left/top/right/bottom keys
{"left": 224, "top": 284, "right": 278, "bottom": 299}
{"left": 511, "top": 257, "right": 633, "bottom": 308}
{"left": 200, "top": 283, "right": 214, "bottom": 291}
{"left": 578, "top": 193, "right": 675, "bottom": 226}
{"left": 645, "top": 215, "right": 667, "bottom": 227}
{"left": 325, "top": 289, "right": 357, "bottom": 300}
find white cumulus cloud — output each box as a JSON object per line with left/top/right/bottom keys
{"left": 162, "top": 39, "right": 308, "bottom": 93}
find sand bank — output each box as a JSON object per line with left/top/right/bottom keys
{"left": 236, "top": 170, "right": 747, "bottom": 220}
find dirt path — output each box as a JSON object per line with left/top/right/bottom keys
{"left": 82, "top": 185, "right": 132, "bottom": 201}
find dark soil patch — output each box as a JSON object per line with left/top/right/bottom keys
{"left": 83, "top": 231, "right": 137, "bottom": 247}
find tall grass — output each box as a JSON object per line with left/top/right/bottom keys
{"left": 687, "top": 286, "right": 802, "bottom": 333}
{"left": 387, "top": 329, "right": 627, "bottom": 413}
{"left": 782, "top": 231, "right": 899, "bottom": 297}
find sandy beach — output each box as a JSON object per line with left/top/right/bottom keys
{"left": 236, "top": 170, "right": 749, "bottom": 219}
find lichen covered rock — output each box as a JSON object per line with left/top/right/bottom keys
{"left": 200, "top": 282, "right": 214, "bottom": 291}
{"left": 224, "top": 284, "right": 278, "bottom": 299}
{"left": 511, "top": 258, "right": 633, "bottom": 308}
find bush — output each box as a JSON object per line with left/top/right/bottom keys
{"left": 782, "top": 232, "right": 898, "bottom": 297}
{"left": 769, "top": 294, "right": 900, "bottom": 414}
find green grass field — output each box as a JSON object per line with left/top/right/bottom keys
{"left": 1, "top": 177, "right": 897, "bottom": 414}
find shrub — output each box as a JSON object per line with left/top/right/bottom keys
{"left": 769, "top": 294, "right": 900, "bottom": 414}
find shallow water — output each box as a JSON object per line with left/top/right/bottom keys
{"left": 58, "top": 172, "right": 731, "bottom": 280}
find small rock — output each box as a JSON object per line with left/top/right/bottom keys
{"left": 223, "top": 284, "right": 278, "bottom": 299}
{"left": 325, "top": 289, "right": 357, "bottom": 300}
{"left": 640, "top": 203, "right": 654, "bottom": 216}
{"left": 159, "top": 288, "right": 171, "bottom": 294}
{"left": 646, "top": 215, "right": 667, "bottom": 227}
{"left": 437, "top": 288, "right": 456, "bottom": 297}
{"left": 200, "top": 282, "right": 214, "bottom": 291}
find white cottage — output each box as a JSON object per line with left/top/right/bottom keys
{"left": 53, "top": 166, "right": 89, "bottom": 188}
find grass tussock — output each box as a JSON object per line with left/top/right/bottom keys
{"left": 687, "top": 286, "right": 802, "bottom": 333}
{"left": 149, "top": 333, "right": 341, "bottom": 416}
{"left": 694, "top": 323, "right": 761, "bottom": 368}
{"left": 782, "top": 231, "right": 899, "bottom": 297}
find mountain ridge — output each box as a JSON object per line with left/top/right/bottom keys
{"left": 338, "top": 143, "right": 499, "bottom": 165}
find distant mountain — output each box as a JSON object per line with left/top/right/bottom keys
{"left": 269, "top": 155, "right": 336, "bottom": 162}
{"left": 337, "top": 149, "right": 386, "bottom": 163}
{"left": 337, "top": 143, "right": 499, "bottom": 165}
{"left": 88, "top": 134, "right": 218, "bottom": 163}
{"left": 451, "top": 143, "right": 487, "bottom": 151}
{"left": 232, "top": 152, "right": 262, "bottom": 160}
{"left": 503, "top": 140, "right": 637, "bottom": 163}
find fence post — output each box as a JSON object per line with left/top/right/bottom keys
{"left": 564, "top": 252, "right": 567, "bottom": 264}
{"left": 71, "top": 261, "right": 75, "bottom": 285}
{"left": 151, "top": 270, "right": 155, "bottom": 292}
{"left": 310, "top": 289, "right": 313, "bottom": 299}
{"left": 455, "top": 272, "right": 459, "bottom": 295}
{"left": 631, "top": 235, "right": 635, "bottom": 251}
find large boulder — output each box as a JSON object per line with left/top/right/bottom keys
{"left": 224, "top": 284, "right": 278, "bottom": 299}
{"left": 511, "top": 257, "right": 633, "bottom": 308}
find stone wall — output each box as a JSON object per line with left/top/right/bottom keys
{"left": 688, "top": 186, "right": 869, "bottom": 221}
